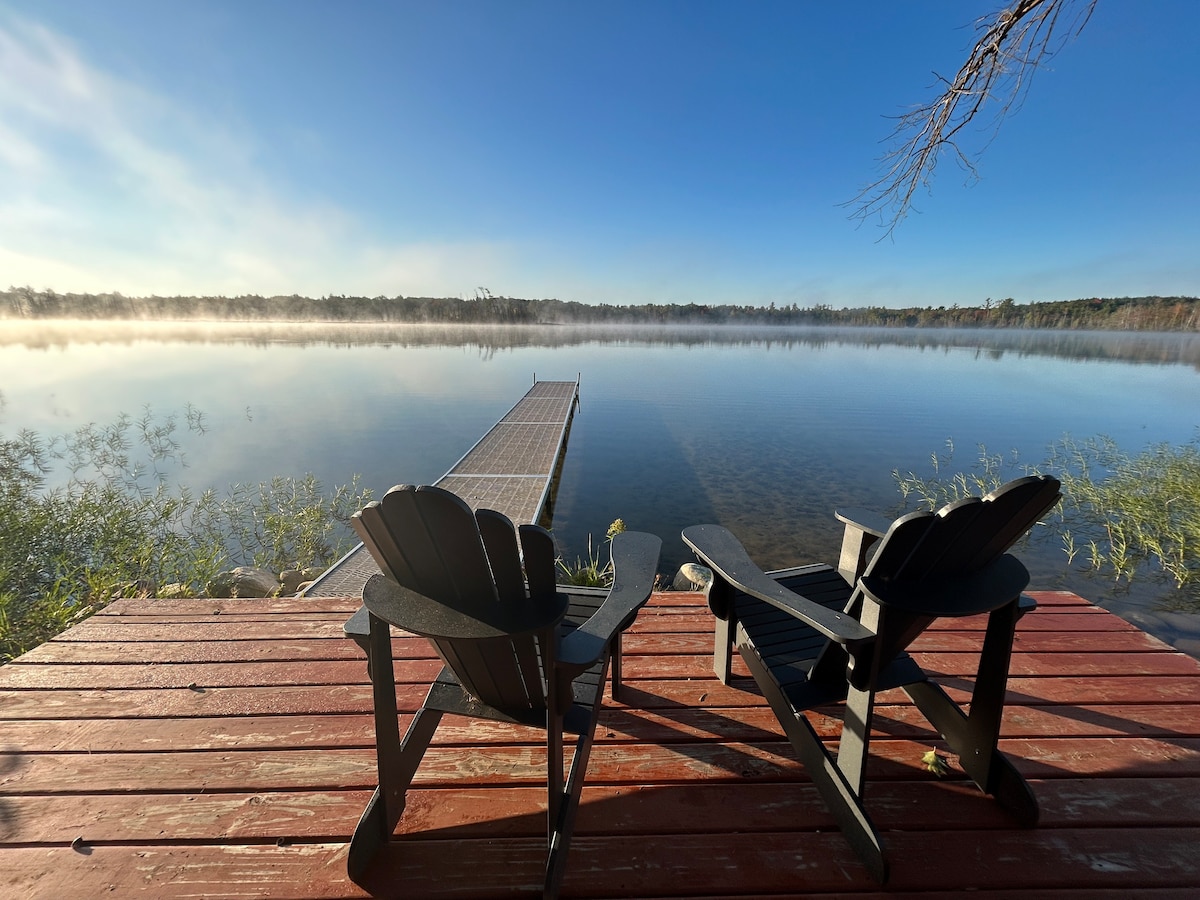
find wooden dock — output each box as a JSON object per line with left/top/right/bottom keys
{"left": 306, "top": 378, "right": 579, "bottom": 598}
{"left": 3, "top": 589, "right": 1200, "bottom": 896}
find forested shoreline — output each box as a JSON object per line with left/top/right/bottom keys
{"left": 2, "top": 287, "right": 1198, "bottom": 332}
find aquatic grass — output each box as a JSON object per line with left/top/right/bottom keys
{"left": 895, "top": 434, "right": 1200, "bottom": 591}
{"left": 1050, "top": 436, "right": 1200, "bottom": 588}
{"left": 894, "top": 438, "right": 1040, "bottom": 510}
{"left": 192, "top": 474, "right": 373, "bottom": 573}
{"left": 1, "top": 408, "right": 371, "bottom": 663}
{"left": 556, "top": 518, "right": 626, "bottom": 588}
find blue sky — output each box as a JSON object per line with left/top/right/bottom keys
{"left": 1, "top": 1, "right": 1196, "bottom": 308}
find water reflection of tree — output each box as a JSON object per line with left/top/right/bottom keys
{"left": 2, "top": 319, "right": 1199, "bottom": 371}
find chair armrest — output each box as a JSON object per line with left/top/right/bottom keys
{"left": 558, "top": 531, "right": 661, "bottom": 670}
{"left": 682, "top": 524, "right": 874, "bottom": 647}
{"left": 834, "top": 508, "right": 890, "bottom": 538}
{"left": 858, "top": 553, "right": 1030, "bottom": 618}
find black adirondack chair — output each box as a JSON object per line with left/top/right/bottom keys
{"left": 343, "top": 484, "right": 661, "bottom": 898}
{"left": 682, "top": 475, "right": 1061, "bottom": 883}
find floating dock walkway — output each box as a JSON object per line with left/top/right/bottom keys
{"left": 304, "top": 377, "right": 580, "bottom": 597}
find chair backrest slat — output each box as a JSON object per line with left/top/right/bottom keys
{"left": 354, "top": 485, "right": 499, "bottom": 614}
{"left": 854, "top": 476, "right": 1061, "bottom": 664}
{"left": 895, "top": 497, "right": 986, "bottom": 579}
{"left": 477, "top": 509, "right": 529, "bottom": 607}
{"left": 963, "top": 476, "right": 1063, "bottom": 568}
{"left": 433, "top": 634, "right": 544, "bottom": 711}
{"left": 862, "top": 509, "right": 933, "bottom": 580}
{"left": 866, "top": 476, "right": 1060, "bottom": 588}
{"left": 520, "top": 524, "right": 560, "bottom": 607}
{"left": 352, "top": 484, "right": 556, "bottom": 713}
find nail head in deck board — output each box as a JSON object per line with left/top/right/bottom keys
{"left": 5, "top": 591, "right": 1200, "bottom": 895}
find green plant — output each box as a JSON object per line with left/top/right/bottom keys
{"left": 0, "top": 408, "right": 371, "bottom": 663}
{"left": 1048, "top": 435, "right": 1200, "bottom": 587}
{"left": 191, "top": 473, "right": 372, "bottom": 573}
{"left": 895, "top": 434, "right": 1200, "bottom": 590}
{"left": 556, "top": 518, "right": 626, "bottom": 587}
{"left": 894, "top": 438, "right": 1038, "bottom": 510}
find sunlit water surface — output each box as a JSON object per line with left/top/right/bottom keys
{"left": 3, "top": 321, "right": 1199, "bottom": 653}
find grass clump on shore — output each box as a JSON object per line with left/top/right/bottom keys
{"left": 556, "top": 518, "right": 627, "bottom": 587}
{"left": 894, "top": 434, "right": 1200, "bottom": 590}
{"left": 0, "top": 407, "right": 370, "bottom": 664}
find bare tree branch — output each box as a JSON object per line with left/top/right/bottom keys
{"left": 849, "top": 0, "right": 1096, "bottom": 238}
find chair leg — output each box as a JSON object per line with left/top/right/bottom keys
{"left": 546, "top": 710, "right": 564, "bottom": 850}
{"left": 832, "top": 599, "right": 884, "bottom": 798}
{"left": 544, "top": 729, "right": 598, "bottom": 899}
{"left": 543, "top": 658, "right": 611, "bottom": 899}
{"left": 346, "top": 786, "right": 388, "bottom": 881}
{"left": 348, "top": 612, "right": 444, "bottom": 882}
{"left": 347, "top": 705, "right": 444, "bottom": 879}
{"left": 739, "top": 644, "right": 888, "bottom": 884}
{"left": 903, "top": 598, "right": 1039, "bottom": 827}
{"left": 904, "top": 678, "right": 1039, "bottom": 826}
{"left": 609, "top": 632, "right": 623, "bottom": 702}
{"left": 835, "top": 684, "right": 877, "bottom": 798}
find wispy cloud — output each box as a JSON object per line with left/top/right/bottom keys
{"left": 0, "top": 13, "right": 510, "bottom": 298}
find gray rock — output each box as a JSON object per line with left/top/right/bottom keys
{"left": 279, "top": 569, "right": 308, "bottom": 594}
{"left": 673, "top": 563, "right": 713, "bottom": 591}
{"left": 1173, "top": 637, "right": 1200, "bottom": 661}
{"left": 207, "top": 566, "right": 280, "bottom": 598}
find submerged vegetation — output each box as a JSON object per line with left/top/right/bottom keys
{"left": 0, "top": 408, "right": 371, "bottom": 663}
{"left": 895, "top": 435, "right": 1200, "bottom": 592}
{"left": 3, "top": 286, "right": 1199, "bottom": 332}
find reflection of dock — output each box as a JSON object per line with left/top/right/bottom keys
{"left": 304, "top": 377, "right": 580, "bottom": 597}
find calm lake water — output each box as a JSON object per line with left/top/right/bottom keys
{"left": 4, "top": 321, "right": 1200, "bottom": 652}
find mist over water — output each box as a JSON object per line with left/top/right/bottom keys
{"left": 3, "top": 321, "right": 1199, "bottom": 651}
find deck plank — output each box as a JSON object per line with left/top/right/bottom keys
{"left": 4, "top": 590, "right": 1200, "bottom": 896}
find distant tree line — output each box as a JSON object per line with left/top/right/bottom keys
{"left": 2, "top": 286, "right": 1197, "bottom": 332}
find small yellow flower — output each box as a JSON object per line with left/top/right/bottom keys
{"left": 922, "top": 749, "right": 950, "bottom": 777}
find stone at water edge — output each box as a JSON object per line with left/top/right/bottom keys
{"left": 672, "top": 563, "right": 714, "bottom": 591}
{"left": 206, "top": 566, "right": 280, "bottom": 598}
{"left": 279, "top": 569, "right": 307, "bottom": 594}
{"left": 280, "top": 566, "right": 326, "bottom": 594}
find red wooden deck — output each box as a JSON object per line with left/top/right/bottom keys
{"left": 3, "top": 590, "right": 1200, "bottom": 897}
